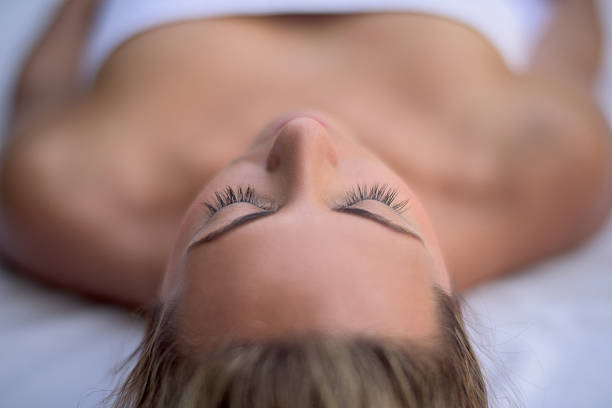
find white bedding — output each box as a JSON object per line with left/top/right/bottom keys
{"left": 0, "top": 1, "right": 611, "bottom": 407}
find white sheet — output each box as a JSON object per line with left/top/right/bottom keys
{"left": 0, "top": 1, "right": 611, "bottom": 407}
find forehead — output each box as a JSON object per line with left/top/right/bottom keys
{"left": 177, "top": 210, "right": 438, "bottom": 342}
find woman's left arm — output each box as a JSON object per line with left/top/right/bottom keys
{"left": 509, "top": 0, "right": 612, "bottom": 248}
{"left": 451, "top": 0, "right": 612, "bottom": 289}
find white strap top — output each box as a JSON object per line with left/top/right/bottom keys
{"left": 82, "top": 0, "right": 552, "bottom": 81}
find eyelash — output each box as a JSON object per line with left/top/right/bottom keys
{"left": 203, "top": 185, "right": 272, "bottom": 217}
{"left": 203, "top": 183, "right": 409, "bottom": 216}
{"left": 339, "top": 183, "right": 409, "bottom": 214}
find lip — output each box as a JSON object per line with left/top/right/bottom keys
{"left": 274, "top": 114, "right": 328, "bottom": 132}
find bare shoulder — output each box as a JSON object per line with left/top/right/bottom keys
{"left": 0, "top": 102, "right": 164, "bottom": 306}
{"left": 446, "top": 74, "right": 611, "bottom": 289}
{"left": 503, "top": 75, "right": 612, "bottom": 241}
{"left": 0, "top": 105, "right": 96, "bottom": 277}
{"left": 468, "top": 74, "right": 611, "bottom": 233}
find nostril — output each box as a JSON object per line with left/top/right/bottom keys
{"left": 266, "top": 147, "right": 280, "bottom": 170}
{"left": 266, "top": 117, "right": 338, "bottom": 170}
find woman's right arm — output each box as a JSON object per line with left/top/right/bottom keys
{"left": 10, "top": 0, "right": 100, "bottom": 130}
{"left": 0, "top": 111, "right": 167, "bottom": 307}
{"left": 1, "top": 0, "right": 99, "bottom": 269}
{"left": 0, "top": 0, "right": 165, "bottom": 306}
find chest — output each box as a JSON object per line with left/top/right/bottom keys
{"left": 94, "top": 13, "right": 507, "bottom": 187}
{"left": 97, "top": 13, "right": 505, "bottom": 132}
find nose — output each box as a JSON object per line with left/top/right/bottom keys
{"left": 266, "top": 117, "right": 339, "bottom": 200}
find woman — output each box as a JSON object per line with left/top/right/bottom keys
{"left": 0, "top": 0, "right": 610, "bottom": 406}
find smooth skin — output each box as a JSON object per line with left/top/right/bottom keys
{"left": 0, "top": 0, "right": 610, "bottom": 343}
{"left": 164, "top": 115, "right": 450, "bottom": 343}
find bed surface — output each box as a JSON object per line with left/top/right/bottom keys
{"left": 1, "top": 1, "right": 611, "bottom": 407}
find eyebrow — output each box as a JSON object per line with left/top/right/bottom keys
{"left": 187, "top": 207, "right": 424, "bottom": 252}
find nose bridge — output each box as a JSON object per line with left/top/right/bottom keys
{"left": 267, "top": 118, "right": 338, "bottom": 200}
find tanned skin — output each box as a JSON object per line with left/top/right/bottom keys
{"left": 1, "top": 0, "right": 610, "bottom": 306}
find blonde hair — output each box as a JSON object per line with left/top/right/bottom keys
{"left": 111, "top": 289, "right": 486, "bottom": 407}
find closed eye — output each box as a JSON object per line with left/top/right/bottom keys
{"left": 187, "top": 205, "right": 423, "bottom": 252}
{"left": 335, "top": 183, "right": 409, "bottom": 215}
{"left": 203, "top": 185, "right": 274, "bottom": 218}
{"left": 203, "top": 183, "right": 409, "bottom": 220}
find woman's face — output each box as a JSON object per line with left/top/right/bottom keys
{"left": 162, "top": 111, "right": 451, "bottom": 346}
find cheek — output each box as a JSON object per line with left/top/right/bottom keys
{"left": 339, "top": 161, "right": 450, "bottom": 287}
{"left": 405, "top": 196, "right": 450, "bottom": 289}
{"left": 161, "top": 202, "right": 202, "bottom": 299}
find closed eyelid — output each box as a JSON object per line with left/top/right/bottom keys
{"left": 338, "top": 183, "right": 409, "bottom": 214}
{"left": 188, "top": 210, "right": 275, "bottom": 250}
{"left": 186, "top": 203, "right": 423, "bottom": 252}
{"left": 332, "top": 206, "right": 423, "bottom": 242}
{"left": 203, "top": 185, "right": 274, "bottom": 217}
{"left": 205, "top": 184, "right": 408, "bottom": 218}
